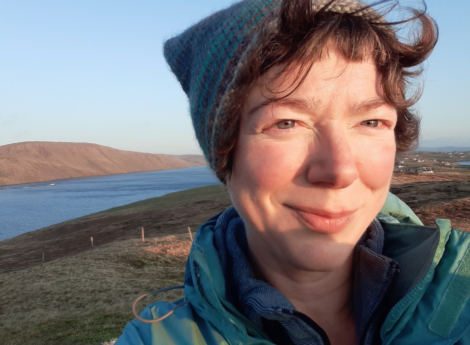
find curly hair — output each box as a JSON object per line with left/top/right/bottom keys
{"left": 214, "top": 0, "right": 438, "bottom": 183}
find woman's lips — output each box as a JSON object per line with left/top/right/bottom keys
{"left": 287, "top": 206, "right": 356, "bottom": 234}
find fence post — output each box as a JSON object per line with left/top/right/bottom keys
{"left": 188, "top": 227, "right": 193, "bottom": 241}
{"left": 142, "top": 227, "right": 145, "bottom": 243}
{"left": 42, "top": 251, "right": 44, "bottom": 263}
{"left": 91, "top": 236, "right": 94, "bottom": 249}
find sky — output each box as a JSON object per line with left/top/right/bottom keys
{"left": 1, "top": 0, "right": 469, "bottom": 155}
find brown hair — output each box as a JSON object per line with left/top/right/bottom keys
{"left": 215, "top": 0, "right": 438, "bottom": 183}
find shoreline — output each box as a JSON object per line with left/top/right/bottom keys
{"left": 1, "top": 173, "right": 470, "bottom": 344}
{"left": 0, "top": 165, "right": 206, "bottom": 189}
{"left": 0, "top": 184, "right": 231, "bottom": 273}
{"left": 0, "top": 166, "right": 218, "bottom": 242}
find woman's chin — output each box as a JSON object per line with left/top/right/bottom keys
{"left": 279, "top": 238, "right": 357, "bottom": 273}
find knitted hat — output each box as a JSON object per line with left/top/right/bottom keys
{"left": 163, "top": 0, "right": 382, "bottom": 182}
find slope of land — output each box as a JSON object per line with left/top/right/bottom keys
{"left": 1, "top": 171, "right": 470, "bottom": 344}
{"left": 0, "top": 235, "right": 191, "bottom": 345}
{"left": 0, "top": 185, "right": 231, "bottom": 345}
{"left": 0, "top": 185, "right": 231, "bottom": 274}
{"left": 395, "top": 150, "right": 470, "bottom": 174}
{"left": 0, "top": 141, "right": 205, "bottom": 186}
{"left": 174, "top": 154, "right": 207, "bottom": 165}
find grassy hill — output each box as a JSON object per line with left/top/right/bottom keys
{"left": 0, "top": 185, "right": 231, "bottom": 345}
{"left": 0, "top": 141, "right": 205, "bottom": 186}
{"left": 1, "top": 172, "right": 470, "bottom": 345}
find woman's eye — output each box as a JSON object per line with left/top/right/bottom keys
{"left": 276, "top": 120, "right": 296, "bottom": 129}
{"left": 361, "top": 120, "right": 379, "bottom": 127}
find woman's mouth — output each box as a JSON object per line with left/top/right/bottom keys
{"left": 287, "top": 205, "right": 357, "bottom": 234}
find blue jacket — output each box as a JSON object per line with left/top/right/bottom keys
{"left": 116, "top": 193, "right": 470, "bottom": 344}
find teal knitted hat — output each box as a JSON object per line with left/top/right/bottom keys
{"left": 163, "top": 0, "right": 382, "bottom": 182}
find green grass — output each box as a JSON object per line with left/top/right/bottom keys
{"left": 0, "top": 185, "right": 230, "bottom": 345}
{"left": 87, "top": 184, "right": 226, "bottom": 216}
{"left": 2, "top": 314, "right": 126, "bottom": 345}
{"left": 0, "top": 235, "right": 190, "bottom": 345}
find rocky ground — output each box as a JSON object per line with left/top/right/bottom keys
{"left": 390, "top": 171, "right": 470, "bottom": 230}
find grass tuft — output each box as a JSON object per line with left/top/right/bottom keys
{"left": 0, "top": 236, "right": 191, "bottom": 345}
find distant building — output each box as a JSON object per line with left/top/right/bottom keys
{"left": 416, "top": 166, "right": 434, "bottom": 174}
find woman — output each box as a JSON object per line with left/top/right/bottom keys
{"left": 116, "top": 0, "right": 470, "bottom": 344}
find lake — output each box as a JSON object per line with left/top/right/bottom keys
{"left": 457, "top": 161, "right": 470, "bottom": 166}
{"left": 0, "top": 166, "right": 219, "bottom": 241}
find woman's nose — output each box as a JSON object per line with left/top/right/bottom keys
{"left": 305, "top": 129, "right": 359, "bottom": 189}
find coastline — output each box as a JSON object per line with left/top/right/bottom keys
{"left": 0, "top": 184, "right": 230, "bottom": 273}
{"left": 0, "top": 142, "right": 206, "bottom": 187}
{"left": 0, "top": 166, "right": 219, "bottom": 242}
{"left": 1, "top": 172, "right": 470, "bottom": 344}
{"left": 0, "top": 184, "right": 232, "bottom": 345}
{"left": 0, "top": 165, "right": 205, "bottom": 189}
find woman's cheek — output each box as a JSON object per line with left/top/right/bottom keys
{"left": 241, "top": 138, "right": 307, "bottom": 190}
{"left": 355, "top": 138, "right": 396, "bottom": 190}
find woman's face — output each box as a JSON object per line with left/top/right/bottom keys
{"left": 228, "top": 49, "right": 397, "bottom": 273}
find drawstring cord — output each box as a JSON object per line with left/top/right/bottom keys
{"left": 132, "top": 285, "right": 190, "bottom": 323}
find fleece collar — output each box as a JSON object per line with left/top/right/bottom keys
{"left": 206, "top": 207, "right": 399, "bottom": 345}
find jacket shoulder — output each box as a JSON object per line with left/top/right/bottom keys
{"left": 381, "top": 220, "right": 470, "bottom": 344}
{"left": 115, "top": 300, "right": 229, "bottom": 345}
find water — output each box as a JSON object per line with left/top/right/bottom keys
{"left": 0, "top": 166, "right": 219, "bottom": 241}
{"left": 457, "top": 161, "right": 470, "bottom": 166}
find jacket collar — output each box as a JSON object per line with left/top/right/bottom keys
{"left": 185, "top": 207, "right": 400, "bottom": 344}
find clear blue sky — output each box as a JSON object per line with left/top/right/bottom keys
{"left": 1, "top": 0, "right": 469, "bottom": 155}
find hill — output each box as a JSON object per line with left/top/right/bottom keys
{"left": 0, "top": 185, "right": 231, "bottom": 274}
{"left": 0, "top": 185, "right": 232, "bottom": 345}
{"left": 0, "top": 141, "right": 205, "bottom": 186}
{"left": 1, "top": 175, "right": 470, "bottom": 344}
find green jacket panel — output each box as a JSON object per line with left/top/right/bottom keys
{"left": 117, "top": 298, "right": 229, "bottom": 344}
{"left": 381, "top": 219, "right": 470, "bottom": 344}
{"left": 116, "top": 192, "right": 470, "bottom": 345}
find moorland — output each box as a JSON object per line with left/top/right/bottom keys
{"left": 1, "top": 150, "right": 470, "bottom": 345}
{"left": 0, "top": 142, "right": 205, "bottom": 186}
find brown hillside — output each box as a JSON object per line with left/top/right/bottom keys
{"left": 0, "top": 141, "right": 205, "bottom": 186}
{"left": 175, "top": 154, "right": 207, "bottom": 165}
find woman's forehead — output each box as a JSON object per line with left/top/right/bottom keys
{"left": 245, "top": 49, "right": 381, "bottom": 112}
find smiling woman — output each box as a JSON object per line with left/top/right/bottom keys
{"left": 231, "top": 49, "right": 396, "bottom": 276}
{"left": 115, "top": 1, "right": 470, "bottom": 345}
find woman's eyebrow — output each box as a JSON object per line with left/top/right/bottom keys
{"left": 247, "top": 97, "right": 320, "bottom": 117}
{"left": 247, "top": 97, "right": 387, "bottom": 117}
{"left": 351, "top": 98, "right": 389, "bottom": 114}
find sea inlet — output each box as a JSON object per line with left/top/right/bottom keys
{"left": 0, "top": 166, "right": 219, "bottom": 241}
